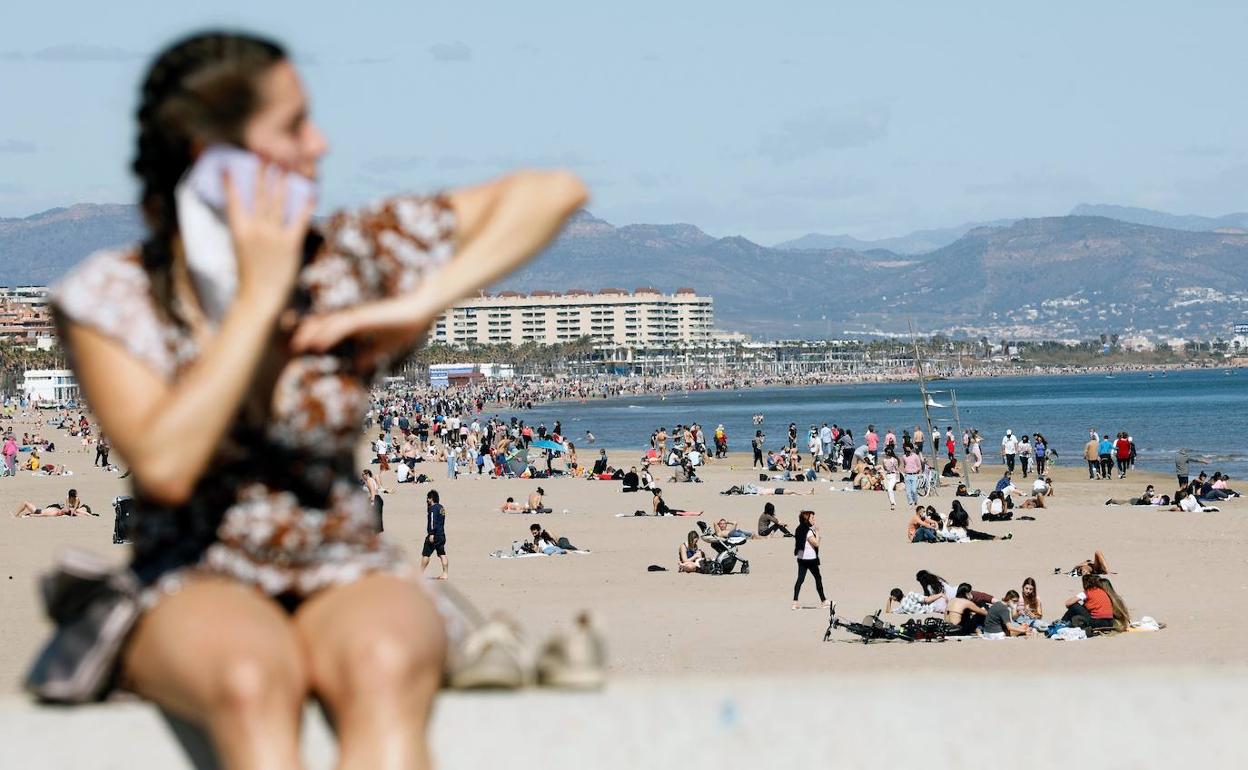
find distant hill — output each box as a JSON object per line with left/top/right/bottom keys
{"left": 774, "top": 219, "right": 1016, "bottom": 254}
{"left": 0, "top": 204, "right": 144, "bottom": 285}
{"left": 1070, "top": 203, "right": 1248, "bottom": 232}
{"left": 2, "top": 204, "right": 1245, "bottom": 339}
{"left": 496, "top": 213, "right": 1248, "bottom": 338}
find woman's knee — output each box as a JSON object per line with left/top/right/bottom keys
{"left": 213, "top": 650, "right": 307, "bottom": 717}
{"left": 340, "top": 628, "right": 445, "bottom": 699}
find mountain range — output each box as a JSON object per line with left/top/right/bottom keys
{"left": 2, "top": 202, "right": 1245, "bottom": 340}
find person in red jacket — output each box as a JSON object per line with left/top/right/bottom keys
{"left": 1114, "top": 431, "right": 1132, "bottom": 479}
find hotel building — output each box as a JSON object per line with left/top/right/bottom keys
{"left": 430, "top": 287, "right": 715, "bottom": 352}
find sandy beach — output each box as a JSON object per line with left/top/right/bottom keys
{"left": 3, "top": 410, "right": 1246, "bottom": 695}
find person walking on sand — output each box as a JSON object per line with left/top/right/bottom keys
{"left": 422, "top": 490, "right": 448, "bottom": 580}
{"left": 1001, "top": 429, "right": 1017, "bottom": 473}
{"left": 792, "top": 510, "right": 827, "bottom": 610}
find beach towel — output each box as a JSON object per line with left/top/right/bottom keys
{"left": 490, "top": 548, "right": 591, "bottom": 559}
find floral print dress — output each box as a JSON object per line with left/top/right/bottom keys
{"left": 50, "top": 194, "right": 456, "bottom": 601}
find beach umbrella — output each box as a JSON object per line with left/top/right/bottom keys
{"left": 530, "top": 439, "right": 565, "bottom": 452}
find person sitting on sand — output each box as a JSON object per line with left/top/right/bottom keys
{"left": 12, "top": 488, "right": 95, "bottom": 517}
{"left": 640, "top": 467, "right": 655, "bottom": 491}
{"left": 500, "top": 497, "right": 525, "bottom": 513}
{"left": 1013, "top": 577, "right": 1045, "bottom": 630}
{"left": 980, "top": 490, "right": 1012, "bottom": 521}
{"left": 941, "top": 457, "right": 962, "bottom": 478}
{"left": 1032, "top": 475, "right": 1054, "bottom": 497}
{"left": 651, "top": 487, "right": 698, "bottom": 517}
{"left": 1210, "top": 472, "right": 1240, "bottom": 497}
{"left": 756, "top": 502, "right": 793, "bottom": 538}
{"left": 945, "top": 583, "right": 989, "bottom": 635}
{"left": 982, "top": 590, "right": 1031, "bottom": 639}
{"left": 527, "top": 487, "right": 553, "bottom": 514}
{"left": 1061, "top": 574, "right": 1128, "bottom": 632}
{"left": 591, "top": 449, "right": 609, "bottom": 476}
{"left": 678, "top": 531, "right": 705, "bottom": 573}
{"left": 621, "top": 466, "right": 641, "bottom": 492}
{"left": 907, "top": 505, "right": 941, "bottom": 543}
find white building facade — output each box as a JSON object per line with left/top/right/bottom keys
{"left": 21, "top": 369, "right": 78, "bottom": 405}
{"left": 431, "top": 288, "right": 714, "bottom": 350}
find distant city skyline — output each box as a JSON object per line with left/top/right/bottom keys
{"left": 3, "top": 1, "right": 1247, "bottom": 244}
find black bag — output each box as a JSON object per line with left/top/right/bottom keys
{"left": 111, "top": 496, "right": 134, "bottom": 545}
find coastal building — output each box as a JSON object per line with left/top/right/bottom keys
{"left": 21, "top": 368, "right": 78, "bottom": 406}
{"left": 0, "top": 286, "right": 55, "bottom": 346}
{"left": 430, "top": 288, "right": 714, "bottom": 351}
{"left": 1232, "top": 322, "right": 1248, "bottom": 354}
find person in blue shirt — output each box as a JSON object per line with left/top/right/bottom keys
{"left": 1097, "top": 435, "right": 1114, "bottom": 481}
{"left": 422, "top": 489, "right": 448, "bottom": 580}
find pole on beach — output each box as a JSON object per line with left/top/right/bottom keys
{"left": 950, "top": 388, "right": 974, "bottom": 495}
{"left": 909, "top": 321, "right": 941, "bottom": 494}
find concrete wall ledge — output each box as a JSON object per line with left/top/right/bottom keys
{"left": 2, "top": 671, "right": 1245, "bottom": 769}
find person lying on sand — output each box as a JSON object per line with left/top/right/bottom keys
{"left": 652, "top": 487, "right": 701, "bottom": 517}
{"left": 1058, "top": 550, "right": 1112, "bottom": 577}
{"left": 12, "top": 488, "right": 94, "bottom": 517}
{"left": 500, "top": 497, "right": 525, "bottom": 513}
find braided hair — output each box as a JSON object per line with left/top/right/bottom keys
{"left": 132, "top": 31, "right": 286, "bottom": 322}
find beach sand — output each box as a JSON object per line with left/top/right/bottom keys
{"left": 2, "top": 416, "right": 1246, "bottom": 694}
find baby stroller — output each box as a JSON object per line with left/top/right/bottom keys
{"left": 695, "top": 521, "right": 750, "bottom": 575}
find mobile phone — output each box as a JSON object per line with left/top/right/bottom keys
{"left": 184, "top": 144, "right": 317, "bottom": 224}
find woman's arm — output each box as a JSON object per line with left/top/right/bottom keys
{"left": 292, "top": 171, "right": 588, "bottom": 356}
{"left": 63, "top": 172, "right": 311, "bottom": 505}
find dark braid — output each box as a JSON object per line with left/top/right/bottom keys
{"left": 132, "top": 31, "right": 285, "bottom": 324}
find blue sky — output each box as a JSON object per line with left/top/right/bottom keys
{"left": 2, "top": 0, "right": 1246, "bottom": 244}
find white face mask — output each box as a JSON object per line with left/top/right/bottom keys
{"left": 175, "top": 178, "right": 237, "bottom": 324}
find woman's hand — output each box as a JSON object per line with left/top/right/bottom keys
{"left": 225, "top": 163, "right": 315, "bottom": 313}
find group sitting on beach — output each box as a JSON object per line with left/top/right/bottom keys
{"left": 886, "top": 561, "right": 1132, "bottom": 638}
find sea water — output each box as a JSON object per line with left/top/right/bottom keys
{"left": 512, "top": 368, "right": 1247, "bottom": 479}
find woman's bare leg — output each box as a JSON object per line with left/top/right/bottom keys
{"left": 122, "top": 578, "right": 307, "bottom": 770}
{"left": 295, "top": 573, "right": 446, "bottom": 770}
{"left": 12, "top": 501, "right": 36, "bottom": 517}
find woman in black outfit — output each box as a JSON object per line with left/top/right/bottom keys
{"left": 792, "top": 510, "right": 828, "bottom": 609}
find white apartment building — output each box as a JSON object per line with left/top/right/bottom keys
{"left": 431, "top": 287, "right": 714, "bottom": 350}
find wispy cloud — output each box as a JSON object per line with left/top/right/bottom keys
{"left": 30, "top": 44, "right": 144, "bottom": 62}
{"left": 0, "top": 139, "right": 38, "bottom": 154}
{"left": 428, "top": 42, "right": 472, "bottom": 63}
{"left": 758, "top": 105, "right": 890, "bottom": 164}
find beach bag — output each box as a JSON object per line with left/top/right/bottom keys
{"left": 25, "top": 549, "right": 141, "bottom": 703}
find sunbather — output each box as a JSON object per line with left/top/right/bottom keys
{"left": 12, "top": 488, "right": 94, "bottom": 517}
{"left": 527, "top": 487, "right": 553, "bottom": 513}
